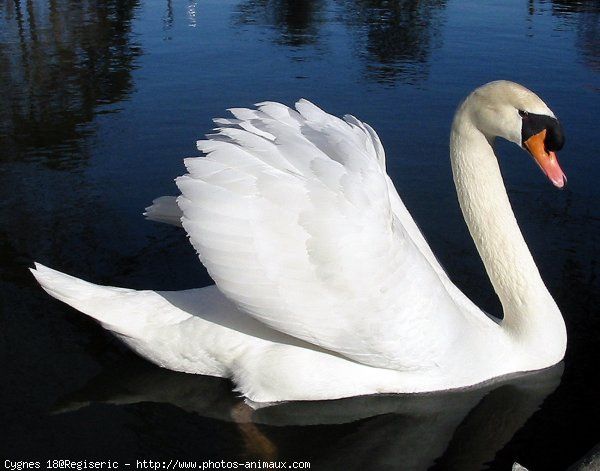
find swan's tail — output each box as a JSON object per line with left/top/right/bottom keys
{"left": 30, "top": 263, "right": 188, "bottom": 337}
{"left": 30, "top": 263, "right": 231, "bottom": 377}
{"left": 143, "top": 196, "right": 183, "bottom": 227}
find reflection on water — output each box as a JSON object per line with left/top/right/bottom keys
{"left": 187, "top": 0, "right": 198, "bottom": 28}
{"left": 57, "top": 358, "right": 563, "bottom": 470}
{"left": 235, "top": 0, "right": 446, "bottom": 82}
{"left": 0, "top": 0, "right": 141, "bottom": 168}
{"left": 163, "top": 0, "right": 174, "bottom": 32}
{"left": 537, "top": 0, "right": 600, "bottom": 73}
{"left": 161, "top": 0, "right": 199, "bottom": 34}
{"left": 339, "top": 0, "right": 447, "bottom": 84}
{"left": 568, "top": 443, "right": 600, "bottom": 470}
{"left": 235, "top": 0, "right": 325, "bottom": 47}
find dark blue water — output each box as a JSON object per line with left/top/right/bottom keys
{"left": 1, "top": 1, "right": 599, "bottom": 469}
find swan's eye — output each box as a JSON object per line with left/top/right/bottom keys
{"left": 521, "top": 112, "right": 565, "bottom": 152}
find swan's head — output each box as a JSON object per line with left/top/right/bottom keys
{"left": 467, "top": 80, "right": 566, "bottom": 188}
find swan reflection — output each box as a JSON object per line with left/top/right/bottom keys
{"left": 56, "top": 359, "right": 563, "bottom": 470}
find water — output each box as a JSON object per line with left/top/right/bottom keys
{"left": 1, "top": 0, "right": 598, "bottom": 469}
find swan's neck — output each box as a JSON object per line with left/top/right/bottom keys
{"left": 450, "top": 103, "right": 565, "bottom": 361}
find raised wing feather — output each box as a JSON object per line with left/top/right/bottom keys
{"left": 176, "top": 100, "right": 467, "bottom": 370}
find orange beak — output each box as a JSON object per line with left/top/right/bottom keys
{"left": 523, "top": 129, "right": 566, "bottom": 188}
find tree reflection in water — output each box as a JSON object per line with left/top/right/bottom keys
{"left": 0, "top": 0, "right": 141, "bottom": 168}
{"left": 234, "top": 0, "right": 325, "bottom": 47}
{"left": 338, "top": 0, "right": 447, "bottom": 84}
{"left": 535, "top": 0, "right": 600, "bottom": 73}
{"left": 235, "top": 0, "right": 447, "bottom": 83}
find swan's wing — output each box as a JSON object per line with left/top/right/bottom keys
{"left": 144, "top": 196, "right": 183, "bottom": 227}
{"left": 177, "top": 100, "right": 467, "bottom": 370}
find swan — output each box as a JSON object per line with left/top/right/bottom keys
{"left": 32, "top": 80, "right": 567, "bottom": 403}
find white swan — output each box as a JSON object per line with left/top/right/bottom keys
{"left": 32, "top": 81, "right": 567, "bottom": 402}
